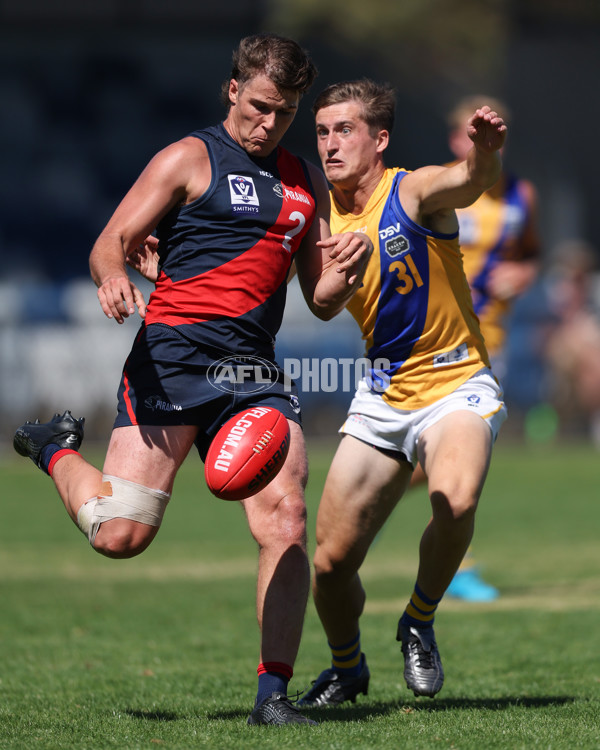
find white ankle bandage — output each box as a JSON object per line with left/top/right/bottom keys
{"left": 77, "top": 474, "right": 171, "bottom": 545}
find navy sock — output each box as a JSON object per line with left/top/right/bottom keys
{"left": 40, "top": 443, "right": 64, "bottom": 475}
{"left": 256, "top": 673, "right": 289, "bottom": 705}
{"left": 255, "top": 662, "right": 293, "bottom": 705}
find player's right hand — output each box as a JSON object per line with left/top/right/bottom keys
{"left": 318, "top": 231, "right": 373, "bottom": 285}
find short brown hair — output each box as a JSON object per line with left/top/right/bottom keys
{"left": 220, "top": 33, "right": 318, "bottom": 108}
{"left": 312, "top": 79, "right": 396, "bottom": 134}
{"left": 447, "top": 95, "right": 511, "bottom": 131}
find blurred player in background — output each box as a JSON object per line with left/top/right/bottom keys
{"left": 447, "top": 95, "right": 540, "bottom": 385}
{"left": 298, "top": 79, "right": 507, "bottom": 708}
{"left": 413, "top": 95, "right": 541, "bottom": 602}
{"left": 544, "top": 238, "right": 600, "bottom": 446}
{"left": 12, "top": 34, "right": 372, "bottom": 726}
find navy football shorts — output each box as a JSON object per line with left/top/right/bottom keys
{"left": 114, "top": 323, "right": 302, "bottom": 460}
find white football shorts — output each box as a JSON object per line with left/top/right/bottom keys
{"left": 340, "top": 367, "right": 507, "bottom": 466}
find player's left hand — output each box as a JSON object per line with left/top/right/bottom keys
{"left": 126, "top": 235, "right": 160, "bottom": 283}
{"left": 318, "top": 231, "right": 373, "bottom": 285}
{"left": 467, "top": 106, "right": 507, "bottom": 154}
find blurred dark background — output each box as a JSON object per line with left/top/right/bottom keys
{"left": 1, "top": 0, "right": 599, "bottom": 444}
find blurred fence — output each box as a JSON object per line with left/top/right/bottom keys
{"left": 2, "top": 273, "right": 598, "bottom": 449}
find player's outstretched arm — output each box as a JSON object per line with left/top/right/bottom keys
{"left": 400, "top": 106, "right": 507, "bottom": 229}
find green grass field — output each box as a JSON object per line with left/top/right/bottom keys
{"left": 1, "top": 436, "right": 599, "bottom": 749}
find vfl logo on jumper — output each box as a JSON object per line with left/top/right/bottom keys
{"left": 228, "top": 174, "right": 259, "bottom": 214}
{"left": 432, "top": 343, "right": 469, "bottom": 367}
{"left": 144, "top": 396, "right": 183, "bottom": 412}
{"left": 273, "top": 182, "right": 284, "bottom": 198}
{"left": 207, "top": 355, "right": 280, "bottom": 394}
{"left": 379, "top": 225, "right": 410, "bottom": 258}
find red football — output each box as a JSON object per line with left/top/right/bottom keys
{"left": 204, "top": 407, "right": 291, "bottom": 500}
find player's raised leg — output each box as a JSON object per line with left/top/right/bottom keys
{"left": 14, "top": 413, "right": 197, "bottom": 559}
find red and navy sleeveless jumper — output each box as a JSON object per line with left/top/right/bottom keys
{"left": 146, "top": 123, "right": 317, "bottom": 357}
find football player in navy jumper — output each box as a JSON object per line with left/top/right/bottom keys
{"left": 13, "top": 34, "right": 372, "bottom": 726}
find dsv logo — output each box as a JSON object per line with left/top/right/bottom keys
{"left": 379, "top": 223, "right": 402, "bottom": 240}
{"left": 207, "top": 356, "right": 281, "bottom": 394}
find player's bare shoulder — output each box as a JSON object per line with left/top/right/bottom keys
{"left": 139, "top": 136, "right": 210, "bottom": 206}
{"left": 157, "top": 136, "right": 211, "bottom": 203}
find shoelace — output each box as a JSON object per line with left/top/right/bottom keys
{"left": 408, "top": 638, "right": 436, "bottom": 669}
{"left": 271, "top": 693, "right": 304, "bottom": 717}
